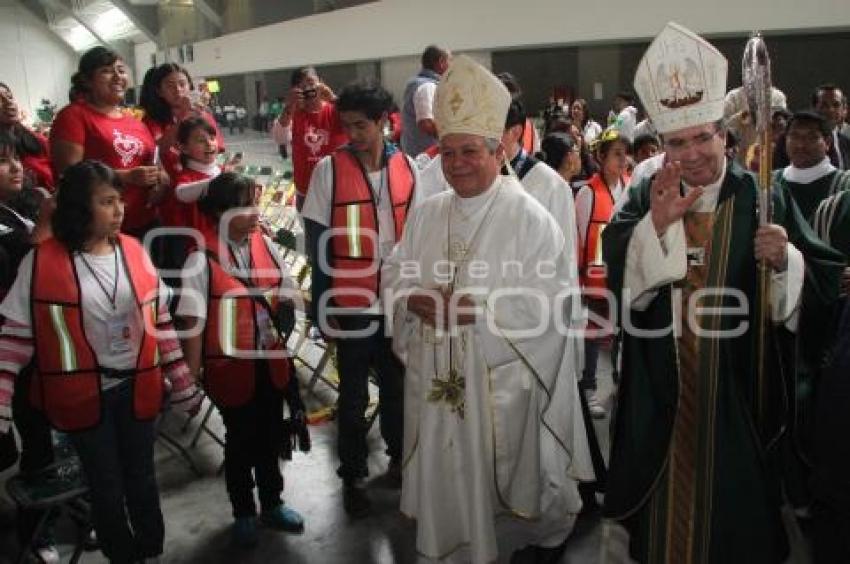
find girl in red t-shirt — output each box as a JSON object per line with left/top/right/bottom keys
{"left": 50, "top": 47, "right": 166, "bottom": 237}
{"left": 171, "top": 117, "right": 221, "bottom": 240}
{"left": 0, "top": 83, "right": 54, "bottom": 191}
{"left": 140, "top": 63, "right": 225, "bottom": 182}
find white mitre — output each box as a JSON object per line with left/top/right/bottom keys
{"left": 433, "top": 54, "right": 511, "bottom": 140}
{"left": 634, "top": 22, "right": 728, "bottom": 134}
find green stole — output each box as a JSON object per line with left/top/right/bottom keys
{"left": 645, "top": 200, "right": 735, "bottom": 564}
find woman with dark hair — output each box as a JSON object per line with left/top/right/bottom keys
{"left": 139, "top": 62, "right": 225, "bottom": 182}
{"left": 177, "top": 172, "right": 304, "bottom": 547}
{"left": 570, "top": 98, "right": 603, "bottom": 145}
{"left": 574, "top": 128, "right": 631, "bottom": 419}
{"left": 0, "top": 160, "right": 200, "bottom": 564}
{"left": 0, "top": 83, "right": 54, "bottom": 190}
{"left": 546, "top": 118, "right": 599, "bottom": 191}
{"left": 50, "top": 46, "right": 167, "bottom": 239}
{"left": 541, "top": 131, "right": 583, "bottom": 188}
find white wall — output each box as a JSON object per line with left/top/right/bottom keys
{"left": 135, "top": 0, "right": 850, "bottom": 81}
{"left": 0, "top": 1, "right": 77, "bottom": 121}
{"left": 381, "top": 50, "right": 491, "bottom": 106}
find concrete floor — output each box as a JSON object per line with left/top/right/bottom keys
{"left": 0, "top": 360, "right": 613, "bottom": 564}
{"left": 0, "top": 130, "right": 616, "bottom": 564}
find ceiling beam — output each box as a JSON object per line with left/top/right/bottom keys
{"left": 16, "top": 0, "right": 71, "bottom": 49}
{"left": 193, "top": 0, "right": 222, "bottom": 30}
{"left": 39, "top": 0, "right": 112, "bottom": 48}
{"left": 107, "top": 0, "right": 160, "bottom": 47}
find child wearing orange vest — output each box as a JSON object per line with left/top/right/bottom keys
{"left": 575, "top": 129, "right": 631, "bottom": 419}
{"left": 0, "top": 161, "right": 200, "bottom": 563}
{"left": 176, "top": 172, "right": 304, "bottom": 547}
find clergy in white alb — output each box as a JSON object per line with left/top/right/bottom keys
{"left": 381, "top": 55, "right": 593, "bottom": 564}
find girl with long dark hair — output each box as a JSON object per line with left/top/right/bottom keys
{"left": 0, "top": 160, "right": 200, "bottom": 563}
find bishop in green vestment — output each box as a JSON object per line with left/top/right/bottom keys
{"left": 600, "top": 22, "right": 844, "bottom": 564}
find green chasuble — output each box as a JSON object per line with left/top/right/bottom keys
{"left": 775, "top": 169, "right": 850, "bottom": 222}
{"left": 601, "top": 160, "right": 844, "bottom": 564}
{"left": 814, "top": 189, "right": 850, "bottom": 259}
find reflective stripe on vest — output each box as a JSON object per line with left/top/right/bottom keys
{"left": 581, "top": 174, "right": 616, "bottom": 290}
{"left": 31, "top": 234, "right": 162, "bottom": 431}
{"left": 346, "top": 204, "right": 362, "bottom": 258}
{"left": 330, "top": 147, "right": 415, "bottom": 308}
{"left": 218, "top": 297, "right": 239, "bottom": 357}
{"left": 202, "top": 231, "right": 289, "bottom": 408}
{"left": 48, "top": 304, "right": 77, "bottom": 372}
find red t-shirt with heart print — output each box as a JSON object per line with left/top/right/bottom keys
{"left": 292, "top": 101, "right": 348, "bottom": 196}
{"left": 50, "top": 101, "right": 157, "bottom": 232}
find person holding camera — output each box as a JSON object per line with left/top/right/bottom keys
{"left": 278, "top": 67, "right": 348, "bottom": 212}
{"left": 177, "top": 172, "right": 305, "bottom": 548}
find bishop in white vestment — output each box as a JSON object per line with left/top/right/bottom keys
{"left": 382, "top": 55, "right": 593, "bottom": 564}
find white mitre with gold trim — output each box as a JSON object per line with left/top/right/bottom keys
{"left": 634, "top": 22, "right": 728, "bottom": 134}
{"left": 434, "top": 55, "right": 511, "bottom": 140}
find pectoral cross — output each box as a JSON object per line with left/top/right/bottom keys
{"left": 449, "top": 240, "right": 468, "bottom": 263}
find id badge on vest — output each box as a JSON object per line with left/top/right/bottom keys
{"left": 107, "top": 313, "right": 133, "bottom": 355}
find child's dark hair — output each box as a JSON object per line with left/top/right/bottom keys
{"left": 52, "top": 160, "right": 123, "bottom": 251}
{"left": 0, "top": 140, "right": 41, "bottom": 219}
{"left": 595, "top": 133, "right": 632, "bottom": 160}
{"left": 197, "top": 172, "right": 255, "bottom": 219}
{"left": 177, "top": 116, "right": 217, "bottom": 167}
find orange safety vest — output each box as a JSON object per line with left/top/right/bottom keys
{"left": 202, "top": 231, "right": 290, "bottom": 408}
{"left": 30, "top": 235, "right": 162, "bottom": 431}
{"left": 330, "top": 147, "right": 415, "bottom": 308}
{"left": 521, "top": 118, "right": 536, "bottom": 154}
{"left": 580, "top": 173, "right": 629, "bottom": 291}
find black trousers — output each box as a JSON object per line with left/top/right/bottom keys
{"left": 12, "top": 367, "right": 56, "bottom": 547}
{"left": 70, "top": 380, "right": 163, "bottom": 564}
{"left": 219, "top": 361, "right": 285, "bottom": 518}
{"left": 334, "top": 315, "right": 403, "bottom": 480}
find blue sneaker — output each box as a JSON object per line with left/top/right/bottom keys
{"left": 232, "top": 516, "right": 258, "bottom": 548}
{"left": 260, "top": 504, "right": 305, "bottom": 533}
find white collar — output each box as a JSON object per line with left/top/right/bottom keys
{"left": 451, "top": 176, "right": 501, "bottom": 215}
{"left": 684, "top": 159, "right": 728, "bottom": 213}
{"left": 783, "top": 157, "right": 836, "bottom": 184}
{"left": 185, "top": 159, "right": 221, "bottom": 177}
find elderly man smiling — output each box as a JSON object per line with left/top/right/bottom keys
{"left": 382, "top": 55, "right": 592, "bottom": 564}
